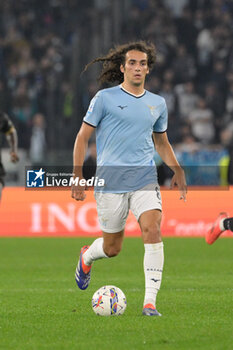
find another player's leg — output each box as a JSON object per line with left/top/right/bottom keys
{"left": 75, "top": 231, "right": 124, "bottom": 290}
{"left": 223, "top": 217, "right": 233, "bottom": 231}
{"left": 205, "top": 212, "right": 233, "bottom": 244}
{"left": 139, "top": 209, "right": 163, "bottom": 316}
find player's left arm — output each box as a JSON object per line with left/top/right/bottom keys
{"left": 153, "top": 132, "right": 187, "bottom": 201}
{"left": 5, "top": 127, "right": 19, "bottom": 163}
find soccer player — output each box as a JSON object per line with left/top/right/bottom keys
{"left": 206, "top": 212, "right": 233, "bottom": 244}
{"left": 0, "top": 111, "right": 19, "bottom": 201}
{"left": 72, "top": 41, "right": 187, "bottom": 316}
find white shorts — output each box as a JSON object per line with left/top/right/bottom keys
{"left": 94, "top": 184, "right": 162, "bottom": 233}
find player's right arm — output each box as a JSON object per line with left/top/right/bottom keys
{"left": 0, "top": 111, "right": 19, "bottom": 162}
{"left": 6, "top": 127, "right": 19, "bottom": 163}
{"left": 72, "top": 122, "right": 95, "bottom": 201}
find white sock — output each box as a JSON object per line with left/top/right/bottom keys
{"left": 83, "top": 238, "right": 108, "bottom": 266}
{"left": 143, "top": 242, "right": 164, "bottom": 308}
{"left": 219, "top": 219, "right": 225, "bottom": 231}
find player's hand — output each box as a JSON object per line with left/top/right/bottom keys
{"left": 71, "top": 182, "right": 86, "bottom": 201}
{"left": 10, "top": 152, "right": 19, "bottom": 163}
{"left": 170, "top": 167, "right": 187, "bottom": 202}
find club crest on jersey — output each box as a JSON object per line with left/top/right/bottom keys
{"left": 147, "top": 105, "right": 157, "bottom": 117}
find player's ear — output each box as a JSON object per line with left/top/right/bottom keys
{"left": 120, "top": 64, "right": 125, "bottom": 73}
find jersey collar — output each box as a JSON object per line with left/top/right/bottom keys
{"left": 119, "top": 84, "right": 146, "bottom": 98}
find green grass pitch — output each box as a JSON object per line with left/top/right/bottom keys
{"left": 0, "top": 237, "right": 232, "bottom": 350}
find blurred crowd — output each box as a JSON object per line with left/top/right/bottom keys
{"left": 0, "top": 0, "right": 233, "bottom": 165}
{"left": 127, "top": 0, "right": 233, "bottom": 153}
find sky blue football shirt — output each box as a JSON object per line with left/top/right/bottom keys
{"left": 83, "top": 85, "right": 168, "bottom": 192}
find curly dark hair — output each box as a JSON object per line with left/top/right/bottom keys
{"left": 83, "top": 41, "right": 156, "bottom": 84}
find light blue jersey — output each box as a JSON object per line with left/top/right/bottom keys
{"left": 83, "top": 85, "right": 168, "bottom": 192}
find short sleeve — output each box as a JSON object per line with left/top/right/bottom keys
{"left": 153, "top": 99, "right": 168, "bottom": 133}
{"left": 83, "top": 91, "right": 104, "bottom": 127}
{"left": 0, "top": 112, "right": 13, "bottom": 134}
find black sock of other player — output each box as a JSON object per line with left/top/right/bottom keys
{"left": 223, "top": 218, "right": 233, "bottom": 232}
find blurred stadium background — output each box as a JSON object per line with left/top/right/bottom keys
{"left": 1, "top": 3, "right": 233, "bottom": 349}
{"left": 0, "top": 0, "right": 233, "bottom": 186}
{"left": 0, "top": 0, "right": 233, "bottom": 237}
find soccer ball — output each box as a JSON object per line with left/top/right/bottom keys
{"left": 92, "top": 285, "right": 127, "bottom": 316}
